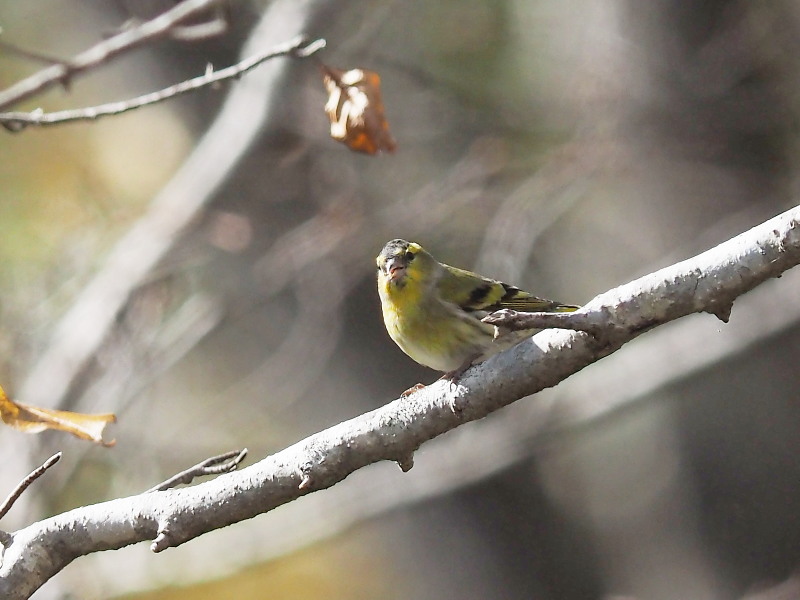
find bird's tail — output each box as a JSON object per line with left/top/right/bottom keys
{"left": 550, "top": 302, "right": 580, "bottom": 313}
{"left": 501, "top": 295, "right": 580, "bottom": 313}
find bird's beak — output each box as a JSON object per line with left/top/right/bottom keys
{"left": 385, "top": 256, "right": 405, "bottom": 281}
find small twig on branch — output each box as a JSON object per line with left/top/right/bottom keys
{"left": 0, "top": 38, "right": 62, "bottom": 66}
{"left": 164, "top": 17, "right": 229, "bottom": 41}
{"left": 0, "top": 36, "right": 326, "bottom": 132}
{"left": 483, "top": 309, "right": 614, "bottom": 338}
{"left": 146, "top": 449, "right": 248, "bottom": 493}
{"left": 0, "top": 453, "right": 61, "bottom": 522}
{"left": 118, "top": 1, "right": 231, "bottom": 42}
{"left": 0, "top": 0, "right": 225, "bottom": 111}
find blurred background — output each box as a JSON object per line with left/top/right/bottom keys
{"left": 2, "top": 1, "right": 800, "bottom": 598}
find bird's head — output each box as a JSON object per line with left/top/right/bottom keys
{"left": 376, "top": 239, "right": 429, "bottom": 288}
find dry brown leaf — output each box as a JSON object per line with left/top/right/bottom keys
{"left": 321, "top": 65, "right": 396, "bottom": 155}
{"left": 0, "top": 385, "right": 116, "bottom": 446}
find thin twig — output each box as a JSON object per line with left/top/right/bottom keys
{"left": 0, "top": 37, "right": 325, "bottom": 131}
{"left": 0, "top": 0, "right": 224, "bottom": 111}
{"left": 0, "top": 453, "right": 61, "bottom": 522}
{"left": 0, "top": 39, "right": 63, "bottom": 66}
{"left": 116, "top": 2, "right": 231, "bottom": 42}
{"left": 483, "top": 308, "right": 617, "bottom": 338}
{"left": 146, "top": 449, "right": 247, "bottom": 493}
{"left": 168, "top": 3, "right": 231, "bottom": 41}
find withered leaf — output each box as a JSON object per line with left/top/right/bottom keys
{"left": 0, "top": 384, "right": 116, "bottom": 446}
{"left": 321, "top": 65, "right": 396, "bottom": 155}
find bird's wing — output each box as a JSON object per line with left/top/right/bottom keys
{"left": 439, "top": 264, "right": 578, "bottom": 313}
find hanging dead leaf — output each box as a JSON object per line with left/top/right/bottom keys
{"left": 321, "top": 65, "right": 396, "bottom": 155}
{"left": 0, "top": 384, "right": 116, "bottom": 446}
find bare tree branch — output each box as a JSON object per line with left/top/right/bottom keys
{"left": 1, "top": 205, "right": 798, "bottom": 600}
{"left": 0, "top": 0, "right": 225, "bottom": 111}
{"left": 0, "top": 37, "right": 325, "bottom": 131}
{"left": 0, "top": 454, "right": 61, "bottom": 523}
{"left": 146, "top": 449, "right": 247, "bottom": 493}
{"left": 93, "top": 258, "right": 800, "bottom": 596}
{"left": 119, "top": 1, "right": 231, "bottom": 42}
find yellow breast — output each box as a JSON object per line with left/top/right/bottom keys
{"left": 378, "top": 275, "right": 493, "bottom": 372}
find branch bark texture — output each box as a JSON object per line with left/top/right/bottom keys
{"left": 1, "top": 206, "right": 799, "bottom": 599}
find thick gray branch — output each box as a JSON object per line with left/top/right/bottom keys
{"left": 1, "top": 206, "right": 799, "bottom": 599}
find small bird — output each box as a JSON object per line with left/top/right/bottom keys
{"left": 376, "top": 239, "right": 579, "bottom": 378}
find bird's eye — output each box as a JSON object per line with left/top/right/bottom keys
{"left": 405, "top": 251, "right": 415, "bottom": 262}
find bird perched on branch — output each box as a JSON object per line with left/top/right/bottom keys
{"left": 376, "top": 239, "right": 579, "bottom": 380}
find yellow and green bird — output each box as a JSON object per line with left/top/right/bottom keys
{"left": 376, "top": 239, "right": 579, "bottom": 374}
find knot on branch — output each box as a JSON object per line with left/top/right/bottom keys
{"left": 395, "top": 453, "right": 415, "bottom": 472}
{"left": 151, "top": 525, "right": 173, "bottom": 553}
{"left": 0, "top": 529, "right": 12, "bottom": 548}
